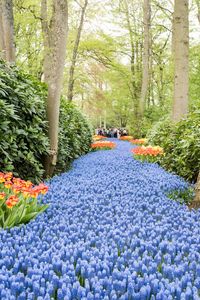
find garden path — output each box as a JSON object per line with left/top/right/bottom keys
{"left": 1, "top": 140, "right": 200, "bottom": 299}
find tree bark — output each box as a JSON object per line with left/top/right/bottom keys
{"left": 140, "top": 0, "right": 151, "bottom": 116}
{"left": 172, "top": 0, "right": 189, "bottom": 122}
{"left": 189, "top": 172, "right": 200, "bottom": 209}
{"left": 123, "top": 0, "right": 140, "bottom": 134}
{"left": 41, "top": 0, "right": 68, "bottom": 176}
{"left": 190, "top": 1, "right": 200, "bottom": 208}
{"left": 67, "top": 0, "right": 88, "bottom": 101}
{"left": 0, "top": 2, "right": 6, "bottom": 60}
{"left": 0, "top": 0, "right": 15, "bottom": 62}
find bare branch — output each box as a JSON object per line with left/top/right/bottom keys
{"left": 15, "top": 4, "right": 42, "bottom": 20}
{"left": 153, "top": 1, "right": 173, "bottom": 20}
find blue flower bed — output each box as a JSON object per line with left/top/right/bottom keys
{"left": 0, "top": 140, "right": 200, "bottom": 300}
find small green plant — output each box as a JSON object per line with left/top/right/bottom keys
{"left": 167, "top": 187, "right": 194, "bottom": 205}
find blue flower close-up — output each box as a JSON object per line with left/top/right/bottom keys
{"left": 0, "top": 140, "right": 199, "bottom": 300}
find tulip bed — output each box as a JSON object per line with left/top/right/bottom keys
{"left": 130, "top": 139, "right": 148, "bottom": 145}
{"left": 0, "top": 140, "right": 200, "bottom": 300}
{"left": 91, "top": 141, "right": 116, "bottom": 151}
{"left": 119, "top": 136, "right": 133, "bottom": 141}
{"left": 132, "top": 146, "right": 164, "bottom": 163}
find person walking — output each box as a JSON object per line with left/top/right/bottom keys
{"left": 117, "top": 129, "right": 121, "bottom": 139}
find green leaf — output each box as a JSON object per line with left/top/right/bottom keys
{"left": 20, "top": 212, "right": 40, "bottom": 224}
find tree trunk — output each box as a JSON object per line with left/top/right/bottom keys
{"left": 123, "top": 0, "right": 141, "bottom": 134}
{"left": 67, "top": 0, "right": 88, "bottom": 101}
{"left": 189, "top": 172, "right": 200, "bottom": 209}
{"left": 0, "top": 2, "right": 6, "bottom": 60}
{"left": 140, "top": 0, "right": 151, "bottom": 116}
{"left": 190, "top": 1, "right": 200, "bottom": 208}
{"left": 0, "top": 0, "right": 15, "bottom": 62}
{"left": 41, "top": 0, "right": 68, "bottom": 176}
{"left": 172, "top": 0, "right": 189, "bottom": 122}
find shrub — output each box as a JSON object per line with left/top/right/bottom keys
{"left": 138, "top": 107, "right": 170, "bottom": 137}
{"left": 0, "top": 60, "right": 49, "bottom": 182}
{"left": 0, "top": 61, "right": 92, "bottom": 181}
{"left": 56, "top": 99, "right": 92, "bottom": 173}
{"left": 148, "top": 111, "right": 200, "bottom": 182}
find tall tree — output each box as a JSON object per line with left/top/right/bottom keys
{"left": 123, "top": 0, "right": 142, "bottom": 133}
{"left": 41, "top": 0, "right": 68, "bottom": 176}
{"left": 140, "top": 0, "right": 151, "bottom": 116}
{"left": 67, "top": 0, "right": 88, "bottom": 101}
{"left": 0, "top": 0, "right": 15, "bottom": 62}
{"left": 172, "top": 0, "right": 189, "bottom": 122}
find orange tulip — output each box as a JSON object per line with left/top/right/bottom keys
{"left": 4, "top": 181, "right": 12, "bottom": 189}
{"left": 0, "top": 192, "right": 6, "bottom": 200}
{"left": 6, "top": 200, "right": 13, "bottom": 209}
{"left": 6, "top": 195, "right": 19, "bottom": 208}
{"left": 0, "top": 173, "right": 5, "bottom": 183}
{"left": 37, "top": 183, "right": 48, "bottom": 195}
{"left": 29, "top": 188, "right": 39, "bottom": 198}
{"left": 4, "top": 172, "right": 13, "bottom": 181}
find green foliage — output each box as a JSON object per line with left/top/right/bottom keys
{"left": 0, "top": 60, "right": 49, "bottom": 182}
{"left": 167, "top": 187, "right": 194, "bottom": 205}
{"left": 148, "top": 111, "right": 200, "bottom": 182}
{"left": 139, "top": 107, "right": 170, "bottom": 137}
{"left": 56, "top": 99, "right": 92, "bottom": 173}
{"left": 189, "top": 45, "right": 200, "bottom": 109}
{"left": 14, "top": 0, "right": 43, "bottom": 78}
{"left": 0, "top": 60, "right": 92, "bottom": 182}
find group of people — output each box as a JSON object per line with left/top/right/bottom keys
{"left": 95, "top": 127, "right": 129, "bottom": 139}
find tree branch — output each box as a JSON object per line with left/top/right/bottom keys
{"left": 15, "top": 4, "right": 42, "bottom": 20}
{"left": 154, "top": 1, "right": 172, "bottom": 20}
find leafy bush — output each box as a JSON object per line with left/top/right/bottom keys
{"left": 0, "top": 61, "right": 92, "bottom": 181}
{"left": 0, "top": 172, "right": 48, "bottom": 228}
{"left": 139, "top": 107, "right": 170, "bottom": 137}
{"left": 0, "top": 60, "right": 49, "bottom": 182}
{"left": 148, "top": 111, "right": 200, "bottom": 182}
{"left": 56, "top": 99, "right": 92, "bottom": 173}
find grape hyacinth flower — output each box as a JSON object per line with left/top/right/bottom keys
{"left": 0, "top": 140, "right": 199, "bottom": 299}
